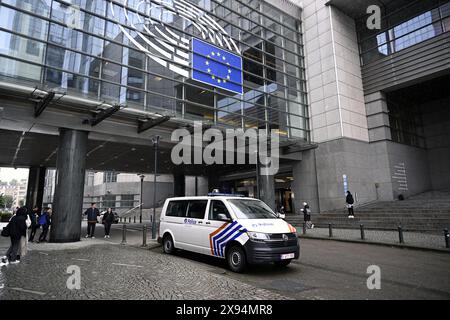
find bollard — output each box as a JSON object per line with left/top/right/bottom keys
{"left": 121, "top": 224, "right": 127, "bottom": 245}
{"left": 142, "top": 225, "right": 147, "bottom": 247}
{"left": 444, "top": 229, "right": 449, "bottom": 249}
{"left": 302, "top": 222, "right": 306, "bottom": 235}
{"left": 134, "top": 216, "right": 136, "bottom": 223}
{"left": 360, "top": 224, "right": 365, "bottom": 240}
{"left": 328, "top": 223, "right": 333, "bottom": 237}
{"left": 398, "top": 225, "right": 404, "bottom": 244}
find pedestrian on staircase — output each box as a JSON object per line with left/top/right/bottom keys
{"left": 346, "top": 191, "right": 355, "bottom": 218}
{"left": 301, "top": 202, "right": 314, "bottom": 229}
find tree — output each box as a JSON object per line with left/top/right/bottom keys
{"left": 19, "top": 199, "right": 25, "bottom": 207}
{"left": 0, "top": 195, "right": 4, "bottom": 208}
{"left": 10, "top": 179, "right": 18, "bottom": 186}
{"left": 4, "top": 195, "right": 13, "bottom": 208}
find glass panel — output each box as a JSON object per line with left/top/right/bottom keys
{"left": 2, "top": 0, "right": 51, "bottom": 17}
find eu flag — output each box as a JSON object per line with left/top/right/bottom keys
{"left": 191, "top": 38, "right": 243, "bottom": 95}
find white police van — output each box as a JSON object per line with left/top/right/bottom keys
{"left": 158, "top": 193, "right": 299, "bottom": 272}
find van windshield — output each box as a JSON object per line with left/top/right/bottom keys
{"left": 228, "top": 199, "right": 277, "bottom": 219}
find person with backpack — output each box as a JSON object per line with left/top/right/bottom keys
{"left": 28, "top": 206, "right": 41, "bottom": 242}
{"left": 102, "top": 207, "right": 115, "bottom": 239}
{"left": 300, "top": 202, "right": 314, "bottom": 229}
{"left": 346, "top": 191, "right": 355, "bottom": 218}
{"left": 37, "top": 208, "right": 51, "bottom": 243}
{"left": 1, "top": 207, "right": 28, "bottom": 265}
{"left": 84, "top": 203, "right": 100, "bottom": 238}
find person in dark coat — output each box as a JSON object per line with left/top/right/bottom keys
{"left": 1, "top": 207, "right": 28, "bottom": 265}
{"left": 37, "top": 208, "right": 52, "bottom": 242}
{"left": 300, "top": 202, "right": 314, "bottom": 229}
{"left": 346, "top": 191, "right": 355, "bottom": 218}
{"left": 102, "top": 208, "right": 115, "bottom": 239}
{"left": 28, "top": 206, "right": 41, "bottom": 242}
{"left": 84, "top": 203, "right": 100, "bottom": 238}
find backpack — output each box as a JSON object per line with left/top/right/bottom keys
{"left": 38, "top": 214, "right": 47, "bottom": 226}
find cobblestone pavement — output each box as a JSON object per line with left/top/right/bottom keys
{"left": 0, "top": 244, "right": 290, "bottom": 300}
{"left": 300, "top": 227, "right": 448, "bottom": 250}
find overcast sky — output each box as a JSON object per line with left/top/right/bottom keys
{"left": 0, "top": 167, "right": 29, "bottom": 183}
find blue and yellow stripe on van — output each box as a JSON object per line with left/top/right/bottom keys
{"left": 209, "top": 221, "right": 247, "bottom": 257}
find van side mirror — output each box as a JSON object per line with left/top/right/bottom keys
{"left": 276, "top": 212, "right": 285, "bottom": 219}
{"left": 217, "top": 213, "right": 230, "bottom": 221}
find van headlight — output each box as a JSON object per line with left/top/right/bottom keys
{"left": 247, "top": 231, "right": 270, "bottom": 241}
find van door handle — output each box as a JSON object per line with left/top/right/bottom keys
{"left": 205, "top": 222, "right": 211, "bottom": 225}
{"left": 198, "top": 221, "right": 203, "bottom": 224}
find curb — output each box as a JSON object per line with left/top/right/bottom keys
{"left": 298, "top": 235, "right": 450, "bottom": 254}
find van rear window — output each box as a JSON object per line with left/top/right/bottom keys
{"left": 166, "top": 201, "right": 189, "bottom": 217}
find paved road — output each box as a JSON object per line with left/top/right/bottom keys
{"left": 1, "top": 226, "right": 449, "bottom": 299}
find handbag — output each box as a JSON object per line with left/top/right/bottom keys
{"left": 1, "top": 224, "right": 10, "bottom": 237}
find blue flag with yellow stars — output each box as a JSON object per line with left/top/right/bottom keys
{"left": 191, "top": 38, "right": 243, "bottom": 95}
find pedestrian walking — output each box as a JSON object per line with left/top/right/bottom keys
{"left": 102, "top": 207, "right": 115, "bottom": 239}
{"left": 300, "top": 202, "right": 314, "bottom": 229}
{"left": 84, "top": 203, "right": 100, "bottom": 238}
{"left": 1, "top": 207, "right": 28, "bottom": 265}
{"left": 37, "top": 208, "right": 51, "bottom": 242}
{"left": 28, "top": 206, "right": 41, "bottom": 242}
{"left": 346, "top": 191, "right": 355, "bottom": 218}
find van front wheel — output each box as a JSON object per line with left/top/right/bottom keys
{"left": 226, "top": 245, "right": 247, "bottom": 273}
{"left": 163, "top": 234, "right": 175, "bottom": 254}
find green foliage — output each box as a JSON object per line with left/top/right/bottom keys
{"left": 0, "top": 212, "right": 13, "bottom": 222}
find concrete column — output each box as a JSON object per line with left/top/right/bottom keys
{"left": 291, "top": 150, "right": 320, "bottom": 213}
{"left": 258, "top": 166, "right": 275, "bottom": 211}
{"left": 25, "top": 166, "right": 46, "bottom": 210}
{"left": 50, "top": 128, "right": 89, "bottom": 243}
{"left": 173, "top": 172, "right": 185, "bottom": 197}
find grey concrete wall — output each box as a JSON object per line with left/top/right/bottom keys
{"left": 422, "top": 97, "right": 450, "bottom": 190}
{"left": 313, "top": 138, "right": 378, "bottom": 211}
{"left": 83, "top": 181, "right": 173, "bottom": 210}
{"left": 384, "top": 141, "right": 431, "bottom": 198}
{"left": 291, "top": 149, "right": 320, "bottom": 213}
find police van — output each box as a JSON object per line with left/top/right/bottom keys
{"left": 158, "top": 194, "right": 299, "bottom": 272}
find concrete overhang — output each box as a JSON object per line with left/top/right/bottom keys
{"left": 325, "top": 0, "right": 409, "bottom": 19}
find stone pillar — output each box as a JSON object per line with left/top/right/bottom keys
{"left": 258, "top": 166, "right": 276, "bottom": 211}
{"left": 25, "top": 166, "right": 46, "bottom": 210}
{"left": 173, "top": 172, "right": 185, "bottom": 197}
{"left": 291, "top": 150, "right": 320, "bottom": 213}
{"left": 50, "top": 128, "right": 89, "bottom": 243}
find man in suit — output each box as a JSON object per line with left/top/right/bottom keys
{"left": 84, "top": 203, "right": 100, "bottom": 238}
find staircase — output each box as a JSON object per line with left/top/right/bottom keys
{"left": 285, "top": 190, "right": 450, "bottom": 233}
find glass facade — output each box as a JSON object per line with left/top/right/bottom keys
{"left": 357, "top": 0, "right": 450, "bottom": 65}
{"left": 0, "top": 0, "right": 309, "bottom": 141}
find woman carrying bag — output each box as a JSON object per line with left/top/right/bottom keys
{"left": 1, "top": 207, "right": 28, "bottom": 265}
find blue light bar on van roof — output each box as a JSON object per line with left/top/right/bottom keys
{"left": 207, "top": 193, "right": 245, "bottom": 197}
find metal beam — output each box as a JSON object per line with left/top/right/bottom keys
{"left": 34, "top": 92, "right": 55, "bottom": 117}
{"left": 137, "top": 116, "right": 171, "bottom": 133}
{"left": 89, "top": 104, "right": 121, "bottom": 126}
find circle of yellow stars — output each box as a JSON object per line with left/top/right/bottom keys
{"left": 205, "top": 51, "right": 232, "bottom": 84}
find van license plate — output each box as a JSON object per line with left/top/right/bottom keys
{"left": 281, "top": 253, "right": 295, "bottom": 260}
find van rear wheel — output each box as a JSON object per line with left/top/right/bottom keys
{"left": 226, "top": 245, "right": 247, "bottom": 273}
{"left": 163, "top": 234, "right": 175, "bottom": 254}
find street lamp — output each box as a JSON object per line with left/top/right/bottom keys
{"left": 151, "top": 135, "right": 160, "bottom": 239}
{"left": 138, "top": 174, "right": 145, "bottom": 224}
